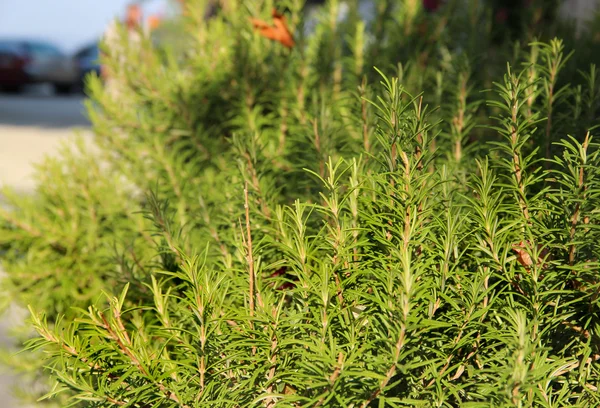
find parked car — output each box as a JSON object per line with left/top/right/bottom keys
{"left": 73, "top": 42, "right": 102, "bottom": 90}
{"left": 0, "top": 39, "right": 78, "bottom": 94}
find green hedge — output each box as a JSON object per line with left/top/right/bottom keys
{"left": 1, "top": 0, "right": 599, "bottom": 406}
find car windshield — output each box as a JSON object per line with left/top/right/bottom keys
{"left": 75, "top": 44, "right": 99, "bottom": 59}
{"left": 28, "top": 41, "right": 64, "bottom": 56}
{"left": 0, "top": 41, "right": 25, "bottom": 54}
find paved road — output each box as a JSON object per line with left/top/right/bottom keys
{"left": 0, "top": 85, "right": 91, "bottom": 192}
{"left": 0, "top": 85, "right": 91, "bottom": 406}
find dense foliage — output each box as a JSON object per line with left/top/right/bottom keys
{"left": 1, "top": 0, "right": 600, "bottom": 406}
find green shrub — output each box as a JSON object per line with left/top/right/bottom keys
{"left": 1, "top": 0, "right": 600, "bottom": 406}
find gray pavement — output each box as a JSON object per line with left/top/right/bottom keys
{"left": 0, "top": 84, "right": 91, "bottom": 406}
{"left": 0, "top": 85, "right": 91, "bottom": 193}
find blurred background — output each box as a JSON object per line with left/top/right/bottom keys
{"left": 0, "top": 0, "right": 180, "bottom": 193}
{"left": 0, "top": 1, "right": 179, "bottom": 406}
{"left": 0, "top": 0, "right": 599, "bottom": 406}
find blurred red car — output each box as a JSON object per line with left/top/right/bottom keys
{"left": 0, "top": 39, "right": 79, "bottom": 94}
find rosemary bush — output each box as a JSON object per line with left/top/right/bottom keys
{"left": 1, "top": 0, "right": 599, "bottom": 406}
